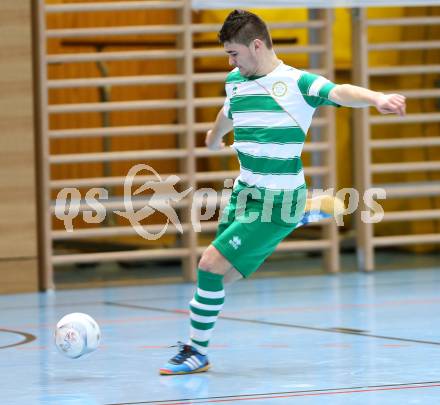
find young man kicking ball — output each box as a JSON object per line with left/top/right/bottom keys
{"left": 160, "top": 9, "right": 406, "bottom": 375}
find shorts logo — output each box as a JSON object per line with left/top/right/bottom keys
{"left": 272, "top": 81, "right": 287, "bottom": 97}
{"left": 229, "top": 236, "right": 242, "bottom": 250}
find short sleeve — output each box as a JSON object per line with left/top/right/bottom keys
{"left": 297, "top": 72, "right": 339, "bottom": 108}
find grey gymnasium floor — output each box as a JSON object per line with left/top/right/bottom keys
{"left": 2, "top": 250, "right": 440, "bottom": 404}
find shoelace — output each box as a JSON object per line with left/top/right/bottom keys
{"left": 169, "top": 341, "right": 194, "bottom": 363}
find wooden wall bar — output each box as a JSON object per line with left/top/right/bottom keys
{"left": 352, "top": 7, "right": 440, "bottom": 271}
{"left": 34, "top": 1, "right": 340, "bottom": 288}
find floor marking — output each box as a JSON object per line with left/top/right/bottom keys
{"left": 104, "top": 301, "right": 440, "bottom": 346}
{"left": 0, "top": 328, "right": 37, "bottom": 349}
{"left": 104, "top": 381, "right": 440, "bottom": 404}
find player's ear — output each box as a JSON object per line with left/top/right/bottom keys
{"left": 253, "top": 38, "right": 264, "bottom": 51}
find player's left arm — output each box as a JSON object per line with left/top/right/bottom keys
{"left": 328, "top": 84, "right": 406, "bottom": 116}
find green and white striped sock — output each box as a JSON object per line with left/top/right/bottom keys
{"left": 189, "top": 269, "right": 225, "bottom": 355}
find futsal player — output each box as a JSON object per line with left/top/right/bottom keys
{"left": 160, "top": 9, "right": 405, "bottom": 375}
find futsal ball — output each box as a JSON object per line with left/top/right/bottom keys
{"left": 54, "top": 313, "right": 101, "bottom": 359}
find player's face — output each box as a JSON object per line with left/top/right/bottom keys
{"left": 224, "top": 41, "right": 259, "bottom": 77}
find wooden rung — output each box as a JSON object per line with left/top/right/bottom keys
{"left": 194, "top": 122, "right": 216, "bottom": 133}
{"left": 50, "top": 171, "right": 234, "bottom": 189}
{"left": 373, "top": 233, "right": 440, "bottom": 247}
{"left": 48, "top": 74, "right": 186, "bottom": 88}
{"left": 192, "top": 45, "right": 326, "bottom": 58}
{"left": 275, "top": 240, "right": 331, "bottom": 251}
{"left": 47, "top": 50, "right": 185, "bottom": 64}
{"left": 370, "top": 112, "right": 440, "bottom": 125}
{"left": 367, "top": 16, "right": 440, "bottom": 26}
{"left": 267, "top": 21, "right": 326, "bottom": 29}
{"left": 192, "top": 48, "right": 239, "bottom": 58}
{"left": 303, "top": 142, "right": 329, "bottom": 152}
{"left": 50, "top": 148, "right": 188, "bottom": 164}
{"left": 195, "top": 147, "right": 236, "bottom": 158}
{"left": 46, "top": 25, "right": 185, "bottom": 39}
{"left": 382, "top": 209, "right": 440, "bottom": 222}
{"left": 379, "top": 89, "right": 440, "bottom": 99}
{"left": 49, "top": 70, "right": 336, "bottom": 87}
{"left": 190, "top": 20, "right": 326, "bottom": 33}
{"left": 51, "top": 174, "right": 189, "bottom": 189}
{"left": 304, "top": 166, "right": 328, "bottom": 176}
{"left": 49, "top": 166, "right": 328, "bottom": 189}
{"left": 275, "top": 45, "right": 326, "bottom": 54}
{"left": 49, "top": 124, "right": 187, "bottom": 139}
{"left": 368, "top": 40, "right": 440, "bottom": 51}
{"left": 48, "top": 99, "right": 187, "bottom": 114}
{"left": 193, "top": 72, "right": 228, "bottom": 83}
{"left": 370, "top": 137, "right": 440, "bottom": 149}
{"left": 378, "top": 182, "right": 440, "bottom": 198}
{"left": 194, "top": 97, "right": 225, "bottom": 108}
{"left": 372, "top": 161, "right": 440, "bottom": 173}
{"left": 369, "top": 65, "right": 440, "bottom": 76}
{"left": 52, "top": 248, "right": 189, "bottom": 265}
{"left": 52, "top": 223, "right": 195, "bottom": 240}
{"left": 195, "top": 239, "right": 331, "bottom": 255}
{"left": 190, "top": 23, "right": 222, "bottom": 33}
{"left": 45, "top": 1, "right": 185, "bottom": 13}
{"left": 196, "top": 171, "right": 240, "bottom": 182}
{"left": 51, "top": 147, "right": 238, "bottom": 164}
{"left": 198, "top": 222, "right": 220, "bottom": 232}
{"left": 51, "top": 146, "right": 242, "bottom": 165}
{"left": 50, "top": 194, "right": 223, "bottom": 213}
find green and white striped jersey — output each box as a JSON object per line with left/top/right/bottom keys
{"left": 223, "top": 62, "right": 338, "bottom": 191}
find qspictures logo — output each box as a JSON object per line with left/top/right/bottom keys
{"left": 55, "top": 164, "right": 191, "bottom": 240}
{"left": 55, "top": 164, "right": 386, "bottom": 240}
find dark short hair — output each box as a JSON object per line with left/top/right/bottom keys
{"left": 218, "top": 9, "right": 273, "bottom": 49}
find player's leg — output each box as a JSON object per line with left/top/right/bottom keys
{"left": 159, "top": 246, "right": 232, "bottom": 375}
{"left": 296, "top": 194, "right": 346, "bottom": 228}
{"left": 160, "top": 183, "right": 305, "bottom": 375}
{"left": 305, "top": 194, "right": 345, "bottom": 216}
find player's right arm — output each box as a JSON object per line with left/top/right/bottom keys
{"left": 205, "top": 107, "right": 233, "bottom": 150}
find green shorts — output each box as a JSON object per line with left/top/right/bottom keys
{"left": 212, "top": 181, "right": 307, "bottom": 278}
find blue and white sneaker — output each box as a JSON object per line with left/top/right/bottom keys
{"left": 295, "top": 195, "right": 346, "bottom": 229}
{"left": 160, "top": 342, "right": 210, "bottom": 375}
{"left": 295, "top": 210, "right": 331, "bottom": 228}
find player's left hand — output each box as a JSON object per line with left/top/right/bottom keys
{"left": 375, "top": 93, "right": 406, "bottom": 116}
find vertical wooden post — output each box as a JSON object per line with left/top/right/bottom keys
{"left": 34, "top": 0, "right": 55, "bottom": 290}
{"left": 309, "top": 9, "right": 340, "bottom": 273}
{"left": 180, "top": 0, "right": 198, "bottom": 281}
{"left": 352, "top": 8, "right": 374, "bottom": 272}
{"left": 322, "top": 9, "right": 340, "bottom": 273}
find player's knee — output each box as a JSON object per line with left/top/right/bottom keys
{"left": 198, "top": 246, "right": 229, "bottom": 275}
